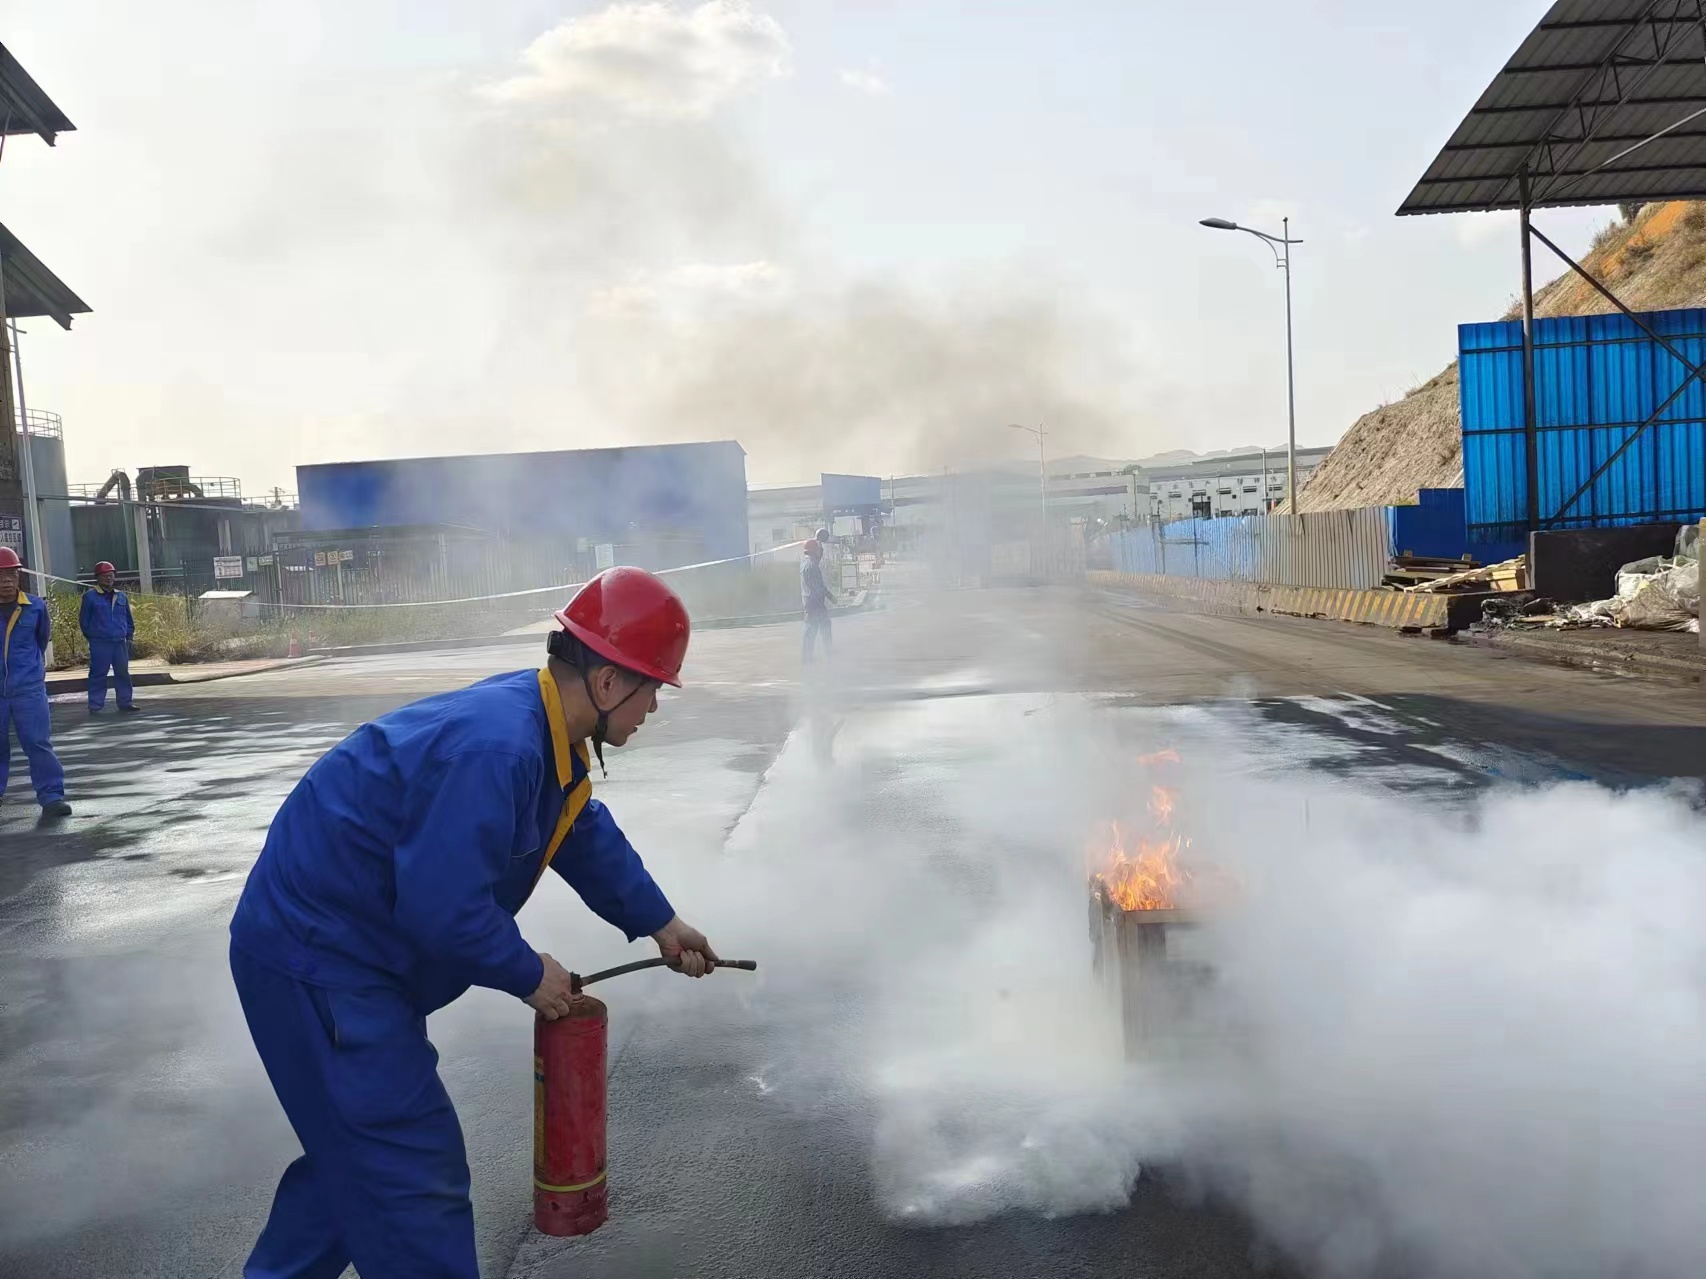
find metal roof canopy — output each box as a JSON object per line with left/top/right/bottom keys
{"left": 0, "top": 43, "right": 75, "bottom": 145}
{"left": 1397, "top": 1, "right": 1706, "bottom": 533}
{"left": 0, "top": 223, "right": 91, "bottom": 329}
{"left": 1400, "top": 1, "right": 1706, "bottom": 217}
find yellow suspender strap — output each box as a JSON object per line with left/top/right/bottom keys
{"left": 534, "top": 669, "right": 593, "bottom": 892}
{"left": 3, "top": 596, "right": 26, "bottom": 676}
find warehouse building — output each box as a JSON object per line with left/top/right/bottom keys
{"left": 291, "top": 441, "right": 749, "bottom": 604}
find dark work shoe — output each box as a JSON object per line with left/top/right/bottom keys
{"left": 119, "top": 704, "right": 141, "bottom": 714}
{"left": 41, "top": 800, "right": 73, "bottom": 818}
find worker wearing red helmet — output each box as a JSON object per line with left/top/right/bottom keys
{"left": 0, "top": 546, "right": 71, "bottom": 817}
{"left": 80, "top": 560, "right": 138, "bottom": 714}
{"left": 228, "top": 567, "right": 719, "bottom": 1279}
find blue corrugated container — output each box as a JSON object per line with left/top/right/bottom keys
{"left": 296, "top": 441, "right": 750, "bottom": 565}
{"left": 1459, "top": 309, "right": 1706, "bottom": 545}
{"left": 1389, "top": 488, "right": 1468, "bottom": 561}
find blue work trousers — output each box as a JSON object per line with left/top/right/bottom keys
{"left": 1, "top": 690, "right": 66, "bottom": 804}
{"left": 87, "top": 639, "right": 133, "bottom": 711}
{"left": 230, "top": 944, "right": 479, "bottom": 1279}
{"left": 802, "top": 607, "right": 833, "bottom": 662}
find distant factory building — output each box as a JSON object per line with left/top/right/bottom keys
{"left": 747, "top": 472, "right": 885, "bottom": 553}
{"left": 1141, "top": 446, "right": 1334, "bottom": 521}
{"left": 291, "top": 442, "right": 749, "bottom": 604}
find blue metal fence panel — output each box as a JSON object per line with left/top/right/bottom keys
{"left": 297, "top": 442, "right": 750, "bottom": 563}
{"left": 1459, "top": 309, "right": 1706, "bottom": 545}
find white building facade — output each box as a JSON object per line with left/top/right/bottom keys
{"left": 1141, "top": 446, "right": 1333, "bottom": 521}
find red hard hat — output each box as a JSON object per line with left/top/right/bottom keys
{"left": 554, "top": 567, "right": 691, "bottom": 687}
{"left": 803, "top": 539, "right": 821, "bottom": 555}
{"left": 0, "top": 547, "right": 20, "bottom": 570}
{"left": 95, "top": 561, "right": 116, "bottom": 575}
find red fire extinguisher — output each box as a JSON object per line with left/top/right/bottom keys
{"left": 534, "top": 956, "right": 757, "bottom": 1237}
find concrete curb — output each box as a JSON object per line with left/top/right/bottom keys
{"left": 1473, "top": 630, "right": 1703, "bottom": 680}
{"left": 45, "top": 654, "right": 326, "bottom": 694}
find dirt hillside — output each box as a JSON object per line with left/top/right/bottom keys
{"left": 1286, "top": 200, "right": 1706, "bottom": 513}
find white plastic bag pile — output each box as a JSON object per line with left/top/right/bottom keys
{"left": 1558, "top": 526, "right": 1699, "bottom": 633}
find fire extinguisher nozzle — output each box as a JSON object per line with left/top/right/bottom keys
{"left": 568, "top": 957, "right": 758, "bottom": 992}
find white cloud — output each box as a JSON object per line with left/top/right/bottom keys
{"left": 838, "top": 68, "right": 892, "bottom": 97}
{"left": 484, "top": 1, "right": 791, "bottom": 120}
{"left": 591, "top": 259, "right": 787, "bottom": 313}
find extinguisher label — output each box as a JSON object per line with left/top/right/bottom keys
{"left": 533, "top": 1054, "right": 546, "bottom": 1176}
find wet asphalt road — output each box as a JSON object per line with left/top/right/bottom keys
{"left": 1, "top": 586, "right": 1702, "bottom": 1279}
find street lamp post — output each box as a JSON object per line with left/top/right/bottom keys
{"left": 1201, "top": 216, "right": 1302, "bottom": 512}
{"left": 1007, "top": 420, "right": 1047, "bottom": 520}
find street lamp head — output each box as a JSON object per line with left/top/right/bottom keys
{"left": 1200, "top": 217, "right": 1238, "bottom": 231}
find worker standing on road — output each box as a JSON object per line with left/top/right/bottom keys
{"left": 0, "top": 547, "right": 72, "bottom": 817}
{"left": 802, "top": 538, "right": 837, "bottom": 662}
{"left": 229, "top": 566, "right": 721, "bottom": 1279}
{"left": 80, "top": 561, "right": 138, "bottom": 715}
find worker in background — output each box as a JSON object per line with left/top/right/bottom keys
{"left": 80, "top": 561, "right": 138, "bottom": 715}
{"left": 0, "top": 547, "right": 72, "bottom": 818}
{"left": 802, "top": 538, "right": 837, "bottom": 662}
{"left": 229, "top": 566, "right": 720, "bottom": 1279}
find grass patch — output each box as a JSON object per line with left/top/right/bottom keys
{"left": 1590, "top": 219, "right": 1626, "bottom": 253}
{"left": 1622, "top": 238, "right": 1657, "bottom": 271}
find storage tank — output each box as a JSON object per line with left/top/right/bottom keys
{"left": 16, "top": 410, "right": 75, "bottom": 579}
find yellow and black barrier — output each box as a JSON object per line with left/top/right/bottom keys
{"left": 1089, "top": 572, "right": 1481, "bottom": 632}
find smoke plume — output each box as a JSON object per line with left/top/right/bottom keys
{"left": 650, "top": 690, "right": 1706, "bottom": 1277}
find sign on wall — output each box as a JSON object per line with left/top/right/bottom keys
{"left": 213, "top": 555, "right": 245, "bottom": 580}
{"left": 0, "top": 516, "right": 22, "bottom": 554}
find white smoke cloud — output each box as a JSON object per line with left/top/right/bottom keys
{"left": 483, "top": 0, "right": 792, "bottom": 121}
{"left": 658, "top": 691, "right": 1706, "bottom": 1277}
{"left": 838, "top": 67, "right": 892, "bottom": 97}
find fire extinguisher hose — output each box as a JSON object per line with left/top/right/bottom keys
{"left": 569, "top": 957, "right": 758, "bottom": 994}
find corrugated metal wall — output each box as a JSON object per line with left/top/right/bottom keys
{"left": 1108, "top": 506, "right": 1393, "bottom": 590}
{"left": 1460, "top": 309, "right": 1706, "bottom": 545}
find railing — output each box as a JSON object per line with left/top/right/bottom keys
{"left": 13, "top": 409, "right": 62, "bottom": 439}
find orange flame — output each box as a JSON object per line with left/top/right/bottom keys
{"left": 1091, "top": 751, "right": 1195, "bottom": 911}
{"left": 1091, "top": 821, "right": 1191, "bottom": 911}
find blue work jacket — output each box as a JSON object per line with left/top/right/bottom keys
{"left": 229, "top": 668, "right": 675, "bottom": 1012}
{"left": 1, "top": 591, "right": 53, "bottom": 697}
{"left": 80, "top": 587, "right": 135, "bottom": 642}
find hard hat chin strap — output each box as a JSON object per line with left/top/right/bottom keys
{"left": 550, "top": 631, "right": 648, "bottom": 778}
{"left": 583, "top": 668, "right": 649, "bottom": 778}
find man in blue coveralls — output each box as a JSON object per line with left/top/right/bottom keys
{"left": 80, "top": 560, "right": 138, "bottom": 714}
{"left": 0, "top": 546, "right": 72, "bottom": 817}
{"left": 229, "top": 566, "right": 720, "bottom": 1278}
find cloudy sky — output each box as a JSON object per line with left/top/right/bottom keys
{"left": 5, "top": 1, "right": 1605, "bottom": 492}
